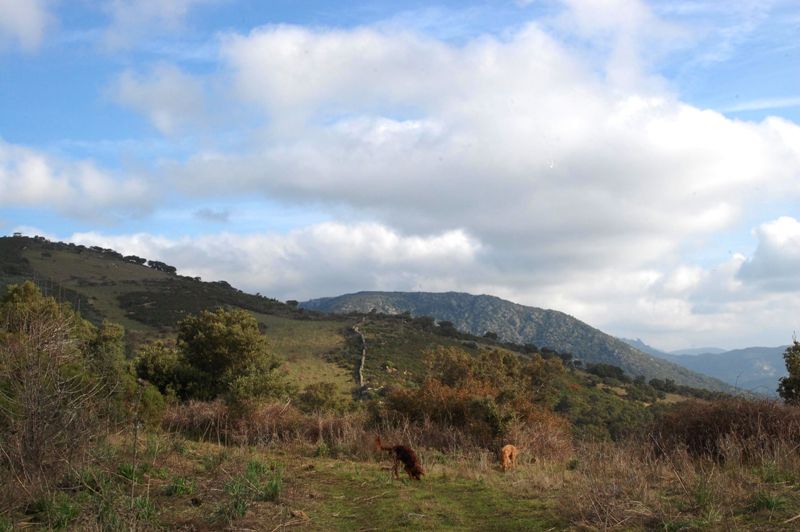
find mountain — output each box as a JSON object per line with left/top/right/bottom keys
{"left": 619, "top": 338, "right": 787, "bottom": 396}
{"left": 301, "top": 291, "right": 736, "bottom": 392}
{"left": 669, "top": 347, "right": 787, "bottom": 396}
{"left": 671, "top": 347, "right": 726, "bottom": 356}
{"left": 620, "top": 338, "right": 671, "bottom": 359}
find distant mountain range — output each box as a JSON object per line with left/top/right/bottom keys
{"left": 621, "top": 338, "right": 787, "bottom": 396}
{"left": 670, "top": 347, "right": 727, "bottom": 356}
{"left": 301, "top": 291, "right": 736, "bottom": 393}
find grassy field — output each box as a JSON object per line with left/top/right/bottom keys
{"left": 11, "top": 425, "right": 800, "bottom": 531}
{"left": 22, "top": 245, "right": 169, "bottom": 331}
{"left": 6, "top": 432, "right": 564, "bottom": 531}
{"left": 255, "top": 313, "right": 355, "bottom": 396}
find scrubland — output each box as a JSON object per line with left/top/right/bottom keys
{"left": 3, "top": 280, "right": 800, "bottom": 530}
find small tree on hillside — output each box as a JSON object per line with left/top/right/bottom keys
{"left": 778, "top": 339, "right": 800, "bottom": 405}
{"left": 150, "top": 308, "right": 294, "bottom": 406}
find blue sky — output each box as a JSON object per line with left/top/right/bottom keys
{"left": 1, "top": 0, "right": 799, "bottom": 350}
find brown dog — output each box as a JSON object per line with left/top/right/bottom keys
{"left": 375, "top": 436, "right": 424, "bottom": 480}
{"left": 500, "top": 444, "right": 519, "bottom": 471}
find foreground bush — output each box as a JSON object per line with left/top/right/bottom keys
{"left": 0, "top": 283, "right": 111, "bottom": 486}
{"left": 651, "top": 398, "right": 800, "bottom": 460}
{"left": 566, "top": 434, "right": 800, "bottom": 530}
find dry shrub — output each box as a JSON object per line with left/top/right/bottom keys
{"left": 380, "top": 379, "right": 572, "bottom": 456}
{"left": 565, "top": 411, "right": 800, "bottom": 530}
{"left": 162, "top": 400, "right": 371, "bottom": 454}
{"left": 0, "top": 284, "right": 104, "bottom": 493}
{"left": 566, "top": 441, "right": 667, "bottom": 529}
{"left": 652, "top": 398, "right": 800, "bottom": 460}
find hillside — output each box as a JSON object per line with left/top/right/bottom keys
{"left": 301, "top": 291, "right": 736, "bottom": 392}
{"left": 0, "top": 235, "right": 734, "bottom": 397}
{"left": 0, "top": 235, "right": 357, "bottom": 396}
{"left": 671, "top": 346, "right": 726, "bottom": 356}
{"left": 8, "top": 237, "right": 799, "bottom": 531}
{"left": 675, "top": 347, "right": 787, "bottom": 396}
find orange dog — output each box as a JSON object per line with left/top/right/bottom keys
{"left": 500, "top": 444, "right": 518, "bottom": 471}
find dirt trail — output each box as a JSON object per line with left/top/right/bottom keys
{"left": 352, "top": 320, "right": 367, "bottom": 388}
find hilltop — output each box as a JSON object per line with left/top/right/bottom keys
{"left": 301, "top": 290, "right": 736, "bottom": 392}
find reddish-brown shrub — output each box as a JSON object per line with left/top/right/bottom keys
{"left": 380, "top": 380, "right": 572, "bottom": 457}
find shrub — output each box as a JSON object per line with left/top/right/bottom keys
{"left": 0, "top": 282, "right": 103, "bottom": 483}
{"left": 164, "top": 476, "right": 195, "bottom": 496}
{"left": 778, "top": 340, "right": 800, "bottom": 404}
{"left": 136, "top": 308, "right": 294, "bottom": 407}
{"left": 298, "top": 382, "right": 346, "bottom": 413}
{"left": 651, "top": 398, "right": 800, "bottom": 460}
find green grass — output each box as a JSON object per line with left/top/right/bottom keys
{"left": 297, "top": 457, "right": 562, "bottom": 531}
{"left": 750, "top": 490, "right": 787, "bottom": 512}
{"left": 164, "top": 476, "right": 196, "bottom": 496}
{"left": 356, "top": 318, "right": 481, "bottom": 388}
{"left": 255, "top": 313, "right": 354, "bottom": 394}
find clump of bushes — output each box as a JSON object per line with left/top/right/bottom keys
{"left": 651, "top": 398, "right": 800, "bottom": 460}
{"left": 374, "top": 346, "right": 573, "bottom": 459}
{"left": 0, "top": 282, "right": 161, "bottom": 493}
{"left": 136, "top": 308, "right": 294, "bottom": 408}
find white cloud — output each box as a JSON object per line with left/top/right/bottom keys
{"left": 0, "top": 139, "right": 153, "bottom": 220}
{"left": 0, "top": 0, "right": 51, "bottom": 51}
{"left": 738, "top": 217, "right": 800, "bottom": 291}
{"left": 43, "top": 1, "right": 800, "bottom": 349}
{"left": 67, "top": 223, "right": 482, "bottom": 299}
{"left": 722, "top": 96, "right": 800, "bottom": 113}
{"left": 103, "top": 0, "right": 216, "bottom": 49}
{"left": 110, "top": 64, "right": 207, "bottom": 134}
{"left": 167, "top": 22, "right": 800, "bottom": 281}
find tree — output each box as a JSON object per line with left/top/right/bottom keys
{"left": 0, "top": 282, "right": 99, "bottom": 478}
{"left": 778, "top": 340, "right": 800, "bottom": 404}
{"left": 137, "top": 308, "right": 292, "bottom": 406}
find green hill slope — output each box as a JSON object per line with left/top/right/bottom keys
{"left": 301, "top": 291, "right": 736, "bottom": 393}
{"left": 0, "top": 235, "right": 354, "bottom": 395}
{"left": 0, "top": 235, "right": 734, "bottom": 396}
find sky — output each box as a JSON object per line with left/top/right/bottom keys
{"left": 0, "top": 0, "right": 799, "bottom": 351}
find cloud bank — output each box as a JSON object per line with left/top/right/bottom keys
{"left": 0, "top": 0, "right": 51, "bottom": 51}
{"left": 6, "top": 0, "right": 800, "bottom": 350}
{"left": 0, "top": 139, "right": 153, "bottom": 220}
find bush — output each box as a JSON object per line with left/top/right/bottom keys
{"left": 586, "top": 363, "right": 630, "bottom": 383}
{"left": 0, "top": 283, "right": 103, "bottom": 482}
{"left": 162, "top": 400, "right": 367, "bottom": 450}
{"left": 778, "top": 340, "right": 800, "bottom": 404}
{"left": 651, "top": 398, "right": 800, "bottom": 460}
{"left": 298, "top": 382, "right": 347, "bottom": 413}
{"left": 136, "top": 308, "right": 294, "bottom": 407}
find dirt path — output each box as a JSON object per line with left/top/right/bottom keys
{"left": 352, "top": 320, "right": 367, "bottom": 388}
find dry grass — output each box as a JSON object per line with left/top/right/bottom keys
{"left": 564, "top": 434, "right": 800, "bottom": 530}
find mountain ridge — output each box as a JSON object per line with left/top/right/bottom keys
{"left": 301, "top": 291, "right": 736, "bottom": 393}
{"left": 619, "top": 338, "right": 787, "bottom": 397}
